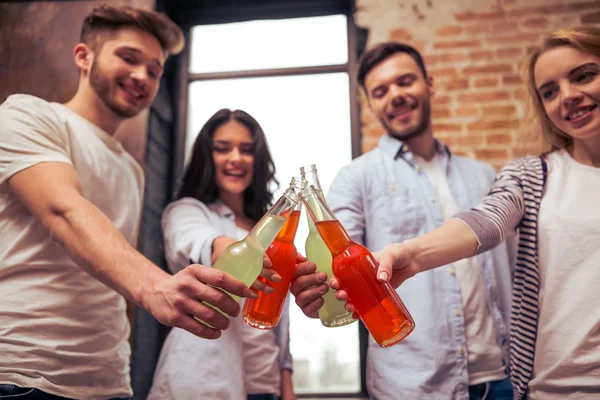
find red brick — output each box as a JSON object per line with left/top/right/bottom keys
{"left": 493, "top": 22, "right": 519, "bottom": 33}
{"left": 462, "top": 64, "right": 513, "bottom": 74}
{"left": 467, "top": 119, "right": 520, "bottom": 130}
{"left": 474, "top": 77, "right": 499, "bottom": 88}
{"left": 523, "top": 18, "right": 550, "bottom": 29}
{"left": 487, "top": 33, "right": 542, "bottom": 45}
{"left": 474, "top": 148, "right": 510, "bottom": 160}
{"left": 432, "top": 108, "right": 451, "bottom": 119}
{"left": 508, "top": 5, "right": 565, "bottom": 17}
{"left": 487, "top": 133, "right": 514, "bottom": 145}
{"left": 514, "top": 88, "right": 529, "bottom": 100}
{"left": 432, "top": 95, "right": 452, "bottom": 105}
{"left": 567, "top": 1, "right": 600, "bottom": 12}
{"left": 468, "top": 50, "right": 494, "bottom": 62}
{"left": 389, "top": 28, "right": 412, "bottom": 41}
{"left": 446, "top": 79, "right": 470, "bottom": 91}
{"left": 454, "top": 106, "right": 480, "bottom": 117}
{"left": 503, "top": 75, "right": 523, "bottom": 85}
{"left": 452, "top": 149, "right": 472, "bottom": 157}
{"left": 458, "top": 91, "right": 511, "bottom": 103}
{"left": 363, "top": 125, "right": 385, "bottom": 137}
{"left": 436, "top": 25, "right": 464, "bottom": 36}
{"left": 465, "top": 24, "right": 492, "bottom": 35}
{"left": 455, "top": 11, "right": 506, "bottom": 22}
{"left": 433, "top": 122, "right": 463, "bottom": 132}
{"left": 496, "top": 48, "right": 523, "bottom": 59}
{"left": 433, "top": 40, "right": 481, "bottom": 50}
{"left": 581, "top": 11, "right": 600, "bottom": 24}
{"left": 425, "top": 53, "right": 466, "bottom": 65}
{"left": 514, "top": 145, "right": 547, "bottom": 158}
{"left": 482, "top": 105, "right": 517, "bottom": 117}
{"left": 428, "top": 67, "right": 459, "bottom": 77}
{"left": 456, "top": 135, "right": 484, "bottom": 145}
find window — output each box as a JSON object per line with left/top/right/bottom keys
{"left": 176, "top": 8, "right": 364, "bottom": 398}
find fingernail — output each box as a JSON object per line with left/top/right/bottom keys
{"left": 317, "top": 273, "right": 327, "bottom": 283}
{"left": 265, "top": 286, "right": 275, "bottom": 294}
{"left": 319, "top": 284, "right": 329, "bottom": 294}
{"left": 378, "top": 271, "right": 389, "bottom": 281}
{"left": 271, "top": 274, "right": 282, "bottom": 282}
{"left": 250, "top": 292, "right": 259, "bottom": 299}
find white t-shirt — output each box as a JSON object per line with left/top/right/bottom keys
{"left": 0, "top": 94, "right": 144, "bottom": 399}
{"left": 529, "top": 149, "right": 600, "bottom": 399}
{"left": 414, "top": 153, "right": 506, "bottom": 385}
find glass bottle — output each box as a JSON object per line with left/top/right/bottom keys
{"left": 300, "top": 165, "right": 355, "bottom": 328}
{"left": 301, "top": 185, "right": 415, "bottom": 347}
{"left": 243, "top": 177, "right": 305, "bottom": 329}
{"left": 199, "top": 186, "right": 298, "bottom": 325}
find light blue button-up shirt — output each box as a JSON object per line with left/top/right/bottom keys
{"left": 327, "top": 134, "right": 515, "bottom": 400}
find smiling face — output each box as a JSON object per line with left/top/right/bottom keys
{"left": 535, "top": 45, "right": 600, "bottom": 144}
{"left": 212, "top": 120, "right": 255, "bottom": 199}
{"left": 364, "top": 52, "right": 435, "bottom": 141}
{"left": 87, "top": 26, "right": 165, "bottom": 118}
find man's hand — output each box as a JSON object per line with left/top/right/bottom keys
{"left": 290, "top": 254, "right": 328, "bottom": 318}
{"left": 249, "top": 254, "right": 281, "bottom": 294}
{"left": 143, "top": 264, "right": 255, "bottom": 339}
{"left": 329, "top": 242, "right": 418, "bottom": 315}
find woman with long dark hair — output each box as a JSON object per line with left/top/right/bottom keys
{"left": 148, "top": 109, "right": 295, "bottom": 400}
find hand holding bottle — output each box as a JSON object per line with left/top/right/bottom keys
{"left": 290, "top": 255, "right": 329, "bottom": 319}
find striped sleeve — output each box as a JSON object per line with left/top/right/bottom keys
{"left": 454, "top": 158, "right": 526, "bottom": 254}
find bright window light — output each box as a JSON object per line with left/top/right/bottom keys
{"left": 189, "top": 15, "right": 349, "bottom": 73}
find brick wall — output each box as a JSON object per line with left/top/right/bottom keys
{"left": 355, "top": 0, "right": 600, "bottom": 170}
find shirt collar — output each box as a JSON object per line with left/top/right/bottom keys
{"left": 377, "top": 134, "right": 452, "bottom": 161}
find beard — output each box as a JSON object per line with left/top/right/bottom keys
{"left": 385, "top": 97, "right": 432, "bottom": 142}
{"left": 89, "top": 60, "right": 141, "bottom": 119}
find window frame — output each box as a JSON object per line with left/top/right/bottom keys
{"left": 170, "top": 2, "right": 369, "bottom": 398}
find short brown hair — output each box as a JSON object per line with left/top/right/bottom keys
{"left": 80, "top": 5, "right": 184, "bottom": 55}
{"left": 523, "top": 26, "right": 600, "bottom": 150}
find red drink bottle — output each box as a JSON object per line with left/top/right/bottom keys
{"left": 301, "top": 185, "right": 415, "bottom": 347}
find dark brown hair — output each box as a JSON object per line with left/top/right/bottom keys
{"left": 177, "top": 109, "right": 279, "bottom": 222}
{"left": 80, "top": 5, "right": 184, "bottom": 55}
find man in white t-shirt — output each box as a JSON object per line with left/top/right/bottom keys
{"left": 0, "top": 5, "right": 257, "bottom": 400}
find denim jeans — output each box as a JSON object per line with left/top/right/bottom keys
{"left": 247, "top": 395, "right": 279, "bottom": 400}
{"left": 0, "top": 384, "right": 131, "bottom": 400}
{"left": 469, "top": 377, "right": 513, "bottom": 400}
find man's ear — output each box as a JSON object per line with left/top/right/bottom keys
{"left": 427, "top": 75, "right": 436, "bottom": 97}
{"left": 73, "top": 43, "right": 94, "bottom": 75}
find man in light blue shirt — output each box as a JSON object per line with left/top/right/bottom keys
{"left": 292, "top": 42, "right": 515, "bottom": 400}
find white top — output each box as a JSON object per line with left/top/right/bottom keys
{"left": 0, "top": 94, "right": 144, "bottom": 399}
{"left": 148, "top": 197, "right": 292, "bottom": 400}
{"left": 414, "top": 153, "right": 506, "bottom": 385}
{"left": 529, "top": 149, "right": 600, "bottom": 399}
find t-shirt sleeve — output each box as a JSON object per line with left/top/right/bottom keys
{"left": 0, "top": 95, "right": 73, "bottom": 186}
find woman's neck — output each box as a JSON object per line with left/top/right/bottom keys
{"left": 219, "top": 191, "right": 255, "bottom": 230}
{"left": 568, "top": 136, "right": 600, "bottom": 167}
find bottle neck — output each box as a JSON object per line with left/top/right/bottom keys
{"left": 314, "top": 220, "right": 353, "bottom": 255}
{"left": 247, "top": 189, "right": 297, "bottom": 250}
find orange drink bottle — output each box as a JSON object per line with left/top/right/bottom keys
{"left": 300, "top": 185, "right": 415, "bottom": 347}
{"left": 243, "top": 178, "right": 304, "bottom": 329}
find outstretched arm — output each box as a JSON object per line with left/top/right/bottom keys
{"left": 9, "top": 162, "right": 253, "bottom": 339}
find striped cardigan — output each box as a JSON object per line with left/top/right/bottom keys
{"left": 455, "top": 155, "right": 547, "bottom": 400}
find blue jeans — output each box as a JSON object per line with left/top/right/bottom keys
{"left": 247, "top": 395, "right": 279, "bottom": 400}
{"left": 0, "top": 384, "right": 130, "bottom": 400}
{"left": 469, "top": 377, "right": 513, "bottom": 400}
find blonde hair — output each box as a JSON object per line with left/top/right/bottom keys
{"left": 80, "top": 5, "right": 184, "bottom": 55}
{"left": 523, "top": 26, "right": 600, "bottom": 150}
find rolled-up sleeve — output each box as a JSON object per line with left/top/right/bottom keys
{"left": 161, "top": 198, "right": 223, "bottom": 273}
{"left": 453, "top": 158, "right": 526, "bottom": 254}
